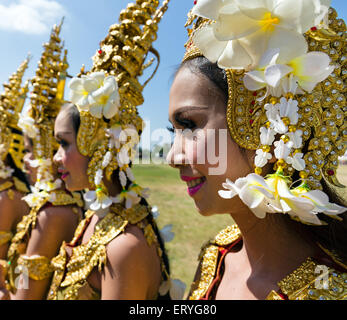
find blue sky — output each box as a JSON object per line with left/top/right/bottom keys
{"left": 0, "top": 0, "right": 346, "bottom": 135}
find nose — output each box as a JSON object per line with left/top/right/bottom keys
{"left": 53, "top": 148, "right": 62, "bottom": 166}
{"left": 166, "top": 137, "right": 187, "bottom": 169}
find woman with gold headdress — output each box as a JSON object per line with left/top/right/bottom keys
{"left": 1, "top": 21, "right": 84, "bottom": 300}
{"left": 166, "top": 0, "right": 347, "bottom": 300}
{"left": 46, "top": 0, "right": 186, "bottom": 300}
{"left": 0, "top": 57, "right": 32, "bottom": 300}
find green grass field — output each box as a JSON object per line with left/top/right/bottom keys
{"left": 132, "top": 164, "right": 232, "bottom": 295}
{"left": 133, "top": 163, "right": 347, "bottom": 296}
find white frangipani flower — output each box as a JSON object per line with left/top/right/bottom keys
{"left": 274, "top": 139, "right": 293, "bottom": 160}
{"left": 219, "top": 169, "right": 345, "bottom": 225}
{"left": 243, "top": 48, "right": 334, "bottom": 96}
{"left": 159, "top": 278, "right": 186, "bottom": 300}
{"left": 192, "top": 0, "right": 330, "bottom": 70}
{"left": 117, "top": 147, "right": 130, "bottom": 167}
{"left": 259, "top": 126, "right": 276, "bottom": 146}
{"left": 278, "top": 98, "right": 299, "bottom": 125}
{"left": 218, "top": 174, "right": 279, "bottom": 219}
{"left": 125, "top": 167, "right": 135, "bottom": 182}
{"left": 160, "top": 224, "right": 175, "bottom": 243}
{"left": 102, "top": 151, "right": 112, "bottom": 168}
{"left": 106, "top": 124, "right": 122, "bottom": 149}
{"left": 84, "top": 189, "right": 112, "bottom": 212}
{"left": 286, "top": 152, "right": 306, "bottom": 171}
{"left": 18, "top": 113, "right": 39, "bottom": 139}
{"left": 111, "top": 189, "right": 141, "bottom": 209}
{"left": 287, "top": 129, "right": 303, "bottom": 149}
{"left": 151, "top": 206, "right": 159, "bottom": 219}
{"left": 119, "top": 170, "right": 127, "bottom": 187}
{"left": 69, "top": 71, "right": 120, "bottom": 119}
{"left": 94, "top": 169, "right": 103, "bottom": 186}
{"left": 255, "top": 149, "right": 272, "bottom": 168}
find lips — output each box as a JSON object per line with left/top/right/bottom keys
{"left": 58, "top": 168, "right": 69, "bottom": 180}
{"left": 181, "top": 175, "right": 206, "bottom": 196}
{"left": 61, "top": 173, "right": 69, "bottom": 180}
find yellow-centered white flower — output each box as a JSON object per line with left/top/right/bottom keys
{"left": 18, "top": 113, "right": 39, "bottom": 139}
{"left": 192, "top": 0, "right": 330, "bottom": 69}
{"left": 243, "top": 48, "right": 334, "bottom": 96}
{"left": 69, "top": 71, "right": 120, "bottom": 119}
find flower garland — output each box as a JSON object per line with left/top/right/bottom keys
{"left": 18, "top": 111, "right": 62, "bottom": 208}
{"left": 192, "top": 0, "right": 346, "bottom": 225}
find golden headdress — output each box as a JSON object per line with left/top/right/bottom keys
{"left": 19, "top": 18, "right": 69, "bottom": 195}
{"left": 0, "top": 56, "right": 30, "bottom": 177}
{"left": 183, "top": 1, "right": 346, "bottom": 226}
{"left": 69, "top": 0, "right": 170, "bottom": 209}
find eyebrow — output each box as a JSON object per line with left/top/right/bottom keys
{"left": 55, "top": 131, "right": 73, "bottom": 138}
{"left": 169, "top": 105, "right": 209, "bottom": 123}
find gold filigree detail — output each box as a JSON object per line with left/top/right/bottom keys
{"left": 13, "top": 177, "right": 29, "bottom": 194}
{"left": 0, "top": 231, "right": 13, "bottom": 247}
{"left": 213, "top": 224, "right": 241, "bottom": 246}
{"left": 17, "top": 255, "right": 53, "bottom": 281}
{"left": 189, "top": 224, "right": 241, "bottom": 300}
{"left": 0, "top": 181, "right": 13, "bottom": 192}
{"left": 0, "top": 55, "right": 30, "bottom": 172}
{"left": 277, "top": 257, "right": 347, "bottom": 300}
{"left": 48, "top": 203, "right": 167, "bottom": 300}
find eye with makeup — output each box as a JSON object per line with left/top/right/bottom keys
{"left": 56, "top": 138, "right": 69, "bottom": 148}
{"left": 168, "top": 113, "right": 198, "bottom": 133}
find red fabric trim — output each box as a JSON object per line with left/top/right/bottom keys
{"left": 201, "top": 238, "right": 242, "bottom": 300}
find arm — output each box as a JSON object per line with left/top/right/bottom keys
{"left": 101, "top": 225, "right": 161, "bottom": 300}
{"left": 11, "top": 205, "right": 79, "bottom": 300}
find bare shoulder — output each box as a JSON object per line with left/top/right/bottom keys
{"left": 37, "top": 205, "right": 79, "bottom": 226}
{"left": 106, "top": 224, "right": 155, "bottom": 267}
{"left": 34, "top": 205, "right": 80, "bottom": 239}
{"left": 25, "top": 205, "right": 80, "bottom": 257}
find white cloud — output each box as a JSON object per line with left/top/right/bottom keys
{"left": 0, "top": 0, "right": 66, "bottom": 35}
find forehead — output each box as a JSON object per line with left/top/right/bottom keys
{"left": 169, "top": 66, "right": 225, "bottom": 115}
{"left": 54, "top": 109, "right": 74, "bottom": 133}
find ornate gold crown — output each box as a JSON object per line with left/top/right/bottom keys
{"left": 70, "top": 0, "right": 170, "bottom": 196}
{"left": 19, "top": 19, "right": 69, "bottom": 190}
{"left": 183, "top": 7, "right": 346, "bottom": 192}
{"left": 0, "top": 56, "right": 30, "bottom": 173}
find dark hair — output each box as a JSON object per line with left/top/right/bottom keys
{"left": 6, "top": 153, "right": 30, "bottom": 190}
{"left": 178, "top": 56, "right": 347, "bottom": 262}
{"left": 59, "top": 102, "right": 171, "bottom": 279}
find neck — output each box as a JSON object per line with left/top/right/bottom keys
{"left": 230, "top": 205, "right": 318, "bottom": 280}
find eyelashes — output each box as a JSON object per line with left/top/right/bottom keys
{"left": 56, "top": 139, "right": 68, "bottom": 147}
{"left": 167, "top": 126, "right": 175, "bottom": 133}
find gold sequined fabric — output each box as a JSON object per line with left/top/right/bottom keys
{"left": 189, "top": 225, "right": 347, "bottom": 300}
{"left": 48, "top": 204, "right": 168, "bottom": 300}
{"left": 189, "top": 225, "right": 241, "bottom": 300}
{"left": 0, "top": 231, "right": 13, "bottom": 247}
{"left": 16, "top": 255, "right": 53, "bottom": 281}
{"left": 6, "top": 191, "right": 82, "bottom": 292}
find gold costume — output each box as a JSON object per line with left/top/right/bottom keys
{"left": 5, "top": 20, "right": 83, "bottom": 293}
{"left": 48, "top": 204, "right": 164, "bottom": 300}
{"left": 47, "top": 0, "right": 173, "bottom": 300}
{"left": 189, "top": 226, "right": 347, "bottom": 300}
